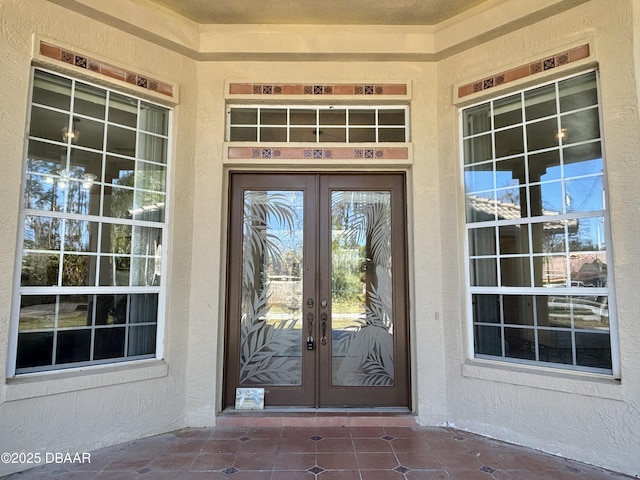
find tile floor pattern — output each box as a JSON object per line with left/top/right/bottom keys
{"left": 2, "top": 425, "right": 633, "bottom": 480}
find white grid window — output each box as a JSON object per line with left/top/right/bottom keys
{"left": 11, "top": 69, "right": 170, "bottom": 374}
{"left": 461, "top": 71, "right": 617, "bottom": 374}
{"left": 227, "top": 106, "right": 408, "bottom": 143}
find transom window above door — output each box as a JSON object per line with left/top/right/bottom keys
{"left": 227, "top": 106, "right": 408, "bottom": 143}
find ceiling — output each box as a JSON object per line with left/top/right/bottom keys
{"left": 145, "top": 0, "right": 490, "bottom": 25}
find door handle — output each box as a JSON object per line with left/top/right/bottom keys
{"left": 320, "top": 312, "right": 327, "bottom": 345}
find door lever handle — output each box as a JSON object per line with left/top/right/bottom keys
{"left": 320, "top": 312, "right": 327, "bottom": 345}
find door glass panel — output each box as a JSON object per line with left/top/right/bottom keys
{"left": 239, "top": 190, "right": 304, "bottom": 386}
{"left": 331, "top": 191, "right": 394, "bottom": 386}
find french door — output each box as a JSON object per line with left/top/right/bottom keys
{"left": 224, "top": 173, "right": 409, "bottom": 408}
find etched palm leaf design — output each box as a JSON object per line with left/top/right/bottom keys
{"left": 332, "top": 191, "right": 395, "bottom": 386}
{"left": 239, "top": 190, "right": 302, "bottom": 385}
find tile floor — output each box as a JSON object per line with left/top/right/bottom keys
{"left": 1, "top": 422, "right": 633, "bottom": 479}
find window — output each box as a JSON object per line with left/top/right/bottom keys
{"left": 11, "top": 69, "right": 170, "bottom": 374}
{"left": 227, "top": 106, "right": 408, "bottom": 143}
{"left": 462, "top": 71, "right": 616, "bottom": 374}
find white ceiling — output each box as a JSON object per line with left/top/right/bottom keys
{"left": 145, "top": 0, "right": 490, "bottom": 25}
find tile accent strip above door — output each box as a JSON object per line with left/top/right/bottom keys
{"left": 229, "top": 83, "right": 407, "bottom": 96}
{"left": 228, "top": 146, "right": 409, "bottom": 160}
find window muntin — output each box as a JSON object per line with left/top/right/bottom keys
{"left": 462, "top": 71, "right": 615, "bottom": 373}
{"left": 227, "top": 106, "right": 408, "bottom": 143}
{"left": 13, "top": 69, "right": 170, "bottom": 374}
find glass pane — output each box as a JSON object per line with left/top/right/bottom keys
{"left": 65, "top": 219, "right": 98, "bottom": 252}
{"left": 472, "top": 294, "right": 500, "bottom": 323}
{"left": 56, "top": 329, "right": 91, "bottom": 364}
{"left": 21, "top": 253, "right": 59, "bottom": 286}
{"left": 573, "top": 295, "right": 609, "bottom": 330}
{"left": 70, "top": 148, "right": 102, "bottom": 181}
{"left": 463, "top": 104, "right": 491, "bottom": 136}
{"left": 99, "top": 256, "right": 130, "bottom": 286}
{"left": 504, "top": 328, "right": 535, "bottom": 360}
{"left": 349, "top": 110, "right": 375, "bottom": 125}
{"left": 540, "top": 295, "right": 571, "bottom": 327}
{"left": 107, "top": 125, "right": 135, "bottom": 157}
{"left": 95, "top": 294, "right": 127, "bottom": 325}
{"left": 569, "top": 217, "right": 606, "bottom": 255}
{"left": 94, "top": 328, "right": 125, "bottom": 360}
{"left": 320, "top": 109, "right": 346, "bottom": 125}
{"left": 464, "top": 162, "right": 494, "bottom": 194}
{"left": 569, "top": 251, "right": 607, "bottom": 288}
{"left": 239, "top": 190, "right": 303, "bottom": 386}
{"left": 74, "top": 82, "right": 106, "bottom": 119}
{"left": 499, "top": 224, "right": 529, "bottom": 254}
{"left": 349, "top": 128, "right": 376, "bottom": 142}
{"left": 135, "top": 161, "right": 166, "bottom": 193}
{"left": 58, "top": 295, "right": 91, "bottom": 328}
{"left": 495, "top": 187, "right": 524, "bottom": 218}
{"left": 140, "top": 102, "right": 168, "bottom": 135}
{"left": 534, "top": 254, "right": 567, "bottom": 287}
{"left": 493, "top": 94, "right": 522, "bottom": 129}
{"left": 16, "top": 332, "right": 54, "bottom": 369}
{"left": 378, "top": 128, "right": 405, "bottom": 142}
{"left": 74, "top": 117, "right": 105, "bottom": 151}
{"left": 109, "top": 93, "right": 138, "bottom": 127}
{"left": 532, "top": 221, "right": 566, "bottom": 254}
{"left": 132, "top": 256, "right": 161, "bottom": 286}
{"left": 526, "top": 118, "right": 559, "bottom": 152}
{"left": 129, "top": 294, "right": 158, "bottom": 323}
{"left": 529, "top": 181, "right": 563, "bottom": 216}
{"left": 128, "top": 325, "right": 156, "bottom": 356}
{"left": 261, "top": 109, "right": 287, "bottom": 125}
{"left": 463, "top": 134, "right": 492, "bottom": 165}
{"left": 101, "top": 223, "right": 131, "bottom": 254}
{"left": 61, "top": 254, "right": 95, "bottom": 286}
{"left": 230, "top": 127, "right": 257, "bottom": 141}
{"left": 133, "top": 191, "right": 165, "bottom": 222}
{"left": 565, "top": 176, "right": 604, "bottom": 213}
{"left": 132, "top": 226, "right": 162, "bottom": 255}
{"left": 561, "top": 109, "right": 600, "bottom": 144}
{"left": 378, "top": 109, "right": 405, "bottom": 125}
{"left": 331, "top": 191, "right": 395, "bottom": 387}
{"left": 500, "top": 257, "right": 531, "bottom": 287}
{"left": 19, "top": 295, "right": 57, "bottom": 330}
{"left": 525, "top": 83, "right": 556, "bottom": 120}
{"left": 138, "top": 133, "right": 168, "bottom": 164}
{"left": 538, "top": 329, "right": 573, "bottom": 365}
{"left": 474, "top": 325, "right": 502, "bottom": 356}
{"left": 563, "top": 142, "right": 602, "bottom": 178}
{"left": 24, "top": 215, "right": 61, "bottom": 250}
{"left": 529, "top": 150, "right": 560, "bottom": 182}
{"left": 466, "top": 191, "right": 496, "bottom": 223}
{"left": 103, "top": 185, "right": 133, "bottom": 219}
{"left": 230, "top": 108, "right": 257, "bottom": 124}
{"left": 495, "top": 156, "right": 525, "bottom": 190}
{"left": 290, "top": 109, "right": 316, "bottom": 125}
{"left": 29, "top": 106, "right": 69, "bottom": 142}
{"left": 559, "top": 72, "right": 597, "bottom": 112}
{"left": 470, "top": 258, "right": 497, "bottom": 286}
{"left": 494, "top": 126, "right": 523, "bottom": 158}
{"left": 575, "top": 332, "right": 611, "bottom": 369}
{"left": 502, "top": 295, "right": 534, "bottom": 325}
{"left": 260, "top": 127, "right": 287, "bottom": 142}
{"left": 319, "top": 128, "right": 346, "bottom": 142}
{"left": 32, "top": 71, "right": 71, "bottom": 110}
{"left": 468, "top": 227, "right": 496, "bottom": 256}
{"left": 66, "top": 180, "right": 101, "bottom": 216}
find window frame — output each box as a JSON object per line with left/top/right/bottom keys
{"left": 460, "top": 69, "right": 620, "bottom": 377}
{"left": 226, "top": 105, "right": 410, "bottom": 143}
{"left": 7, "top": 67, "right": 171, "bottom": 377}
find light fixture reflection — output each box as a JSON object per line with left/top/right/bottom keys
{"left": 61, "top": 119, "right": 80, "bottom": 143}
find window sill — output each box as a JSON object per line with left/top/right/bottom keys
{"left": 4, "top": 359, "right": 168, "bottom": 402}
{"left": 462, "top": 359, "right": 623, "bottom": 401}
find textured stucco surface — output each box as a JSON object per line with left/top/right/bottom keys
{"left": 0, "top": 0, "right": 639, "bottom": 477}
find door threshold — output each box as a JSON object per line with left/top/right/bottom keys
{"left": 217, "top": 407, "right": 417, "bottom": 428}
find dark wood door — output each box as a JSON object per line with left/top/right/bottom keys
{"left": 224, "top": 173, "right": 409, "bottom": 408}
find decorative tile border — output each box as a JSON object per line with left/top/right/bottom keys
{"left": 229, "top": 83, "right": 407, "bottom": 96}
{"left": 228, "top": 146, "right": 408, "bottom": 160}
{"left": 457, "top": 44, "right": 590, "bottom": 99}
{"left": 39, "top": 41, "right": 174, "bottom": 98}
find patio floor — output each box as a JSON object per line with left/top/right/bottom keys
{"left": 1, "top": 413, "right": 633, "bottom": 480}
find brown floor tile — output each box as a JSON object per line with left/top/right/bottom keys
{"left": 353, "top": 438, "right": 394, "bottom": 453}
{"left": 434, "top": 450, "right": 484, "bottom": 470}
{"left": 233, "top": 452, "right": 277, "bottom": 470}
{"left": 350, "top": 427, "right": 386, "bottom": 437}
{"left": 272, "top": 471, "right": 316, "bottom": 480}
{"left": 390, "top": 437, "right": 432, "bottom": 452}
{"left": 405, "top": 470, "right": 450, "bottom": 479}
{"left": 148, "top": 452, "right": 197, "bottom": 471}
{"left": 447, "top": 469, "right": 495, "bottom": 479}
{"left": 317, "top": 437, "right": 355, "bottom": 453}
{"left": 189, "top": 452, "right": 236, "bottom": 471}
{"left": 274, "top": 453, "right": 317, "bottom": 470}
{"left": 279, "top": 436, "right": 318, "bottom": 453}
{"left": 356, "top": 452, "right": 399, "bottom": 469}
{"left": 202, "top": 438, "right": 241, "bottom": 453}
{"left": 360, "top": 469, "right": 406, "bottom": 479}
{"left": 395, "top": 451, "right": 442, "bottom": 469}
{"left": 238, "top": 438, "right": 279, "bottom": 454}
{"left": 317, "top": 470, "right": 361, "bottom": 479}
{"left": 317, "top": 452, "right": 359, "bottom": 470}
{"left": 316, "top": 426, "right": 353, "bottom": 438}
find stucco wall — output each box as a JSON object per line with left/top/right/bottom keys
{"left": 0, "top": 0, "right": 197, "bottom": 476}
{"left": 438, "top": 0, "right": 640, "bottom": 476}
